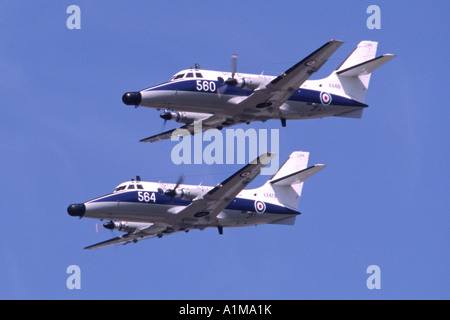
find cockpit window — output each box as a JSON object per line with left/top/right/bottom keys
{"left": 137, "top": 184, "right": 144, "bottom": 189}
{"left": 114, "top": 185, "right": 127, "bottom": 192}
{"left": 186, "top": 73, "right": 194, "bottom": 78}
{"left": 196, "top": 73, "right": 203, "bottom": 78}
{"left": 127, "top": 185, "right": 135, "bottom": 190}
{"left": 173, "top": 73, "right": 184, "bottom": 80}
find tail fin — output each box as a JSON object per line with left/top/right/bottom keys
{"left": 336, "top": 41, "right": 379, "bottom": 73}
{"left": 311, "top": 41, "right": 396, "bottom": 107}
{"left": 253, "top": 151, "right": 326, "bottom": 211}
{"left": 335, "top": 41, "right": 396, "bottom": 103}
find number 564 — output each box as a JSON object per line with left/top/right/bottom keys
{"left": 138, "top": 192, "right": 156, "bottom": 203}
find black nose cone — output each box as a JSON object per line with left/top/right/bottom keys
{"left": 122, "top": 92, "right": 142, "bottom": 106}
{"left": 67, "top": 203, "right": 86, "bottom": 217}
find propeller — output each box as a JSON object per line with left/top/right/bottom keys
{"left": 225, "top": 54, "right": 239, "bottom": 86}
{"left": 160, "top": 109, "right": 170, "bottom": 129}
{"left": 95, "top": 220, "right": 117, "bottom": 236}
{"left": 94, "top": 220, "right": 120, "bottom": 249}
{"left": 164, "top": 174, "right": 184, "bottom": 198}
{"left": 217, "top": 54, "right": 238, "bottom": 98}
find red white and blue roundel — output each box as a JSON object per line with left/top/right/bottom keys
{"left": 254, "top": 200, "right": 266, "bottom": 214}
{"left": 320, "top": 92, "right": 332, "bottom": 105}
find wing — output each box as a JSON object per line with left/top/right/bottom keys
{"left": 140, "top": 115, "right": 228, "bottom": 143}
{"left": 232, "top": 40, "right": 343, "bottom": 112}
{"left": 84, "top": 223, "right": 172, "bottom": 250}
{"left": 176, "top": 152, "right": 277, "bottom": 222}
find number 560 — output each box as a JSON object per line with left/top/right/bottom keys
{"left": 196, "top": 80, "right": 216, "bottom": 92}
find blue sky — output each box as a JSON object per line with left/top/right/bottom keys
{"left": 1, "top": 0, "right": 449, "bottom": 299}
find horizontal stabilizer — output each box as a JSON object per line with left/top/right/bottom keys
{"left": 268, "top": 216, "right": 297, "bottom": 225}
{"left": 270, "top": 164, "right": 327, "bottom": 186}
{"left": 334, "top": 109, "right": 364, "bottom": 119}
{"left": 337, "top": 54, "right": 397, "bottom": 77}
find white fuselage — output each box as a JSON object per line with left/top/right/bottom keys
{"left": 137, "top": 69, "right": 367, "bottom": 122}
{"left": 81, "top": 180, "right": 299, "bottom": 231}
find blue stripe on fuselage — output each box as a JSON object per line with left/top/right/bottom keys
{"left": 89, "top": 191, "right": 300, "bottom": 216}
{"left": 143, "top": 80, "right": 367, "bottom": 107}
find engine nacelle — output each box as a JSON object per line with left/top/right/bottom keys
{"left": 179, "top": 187, "right": 204, "bottom": 200}
{"left": 103, "top": 221, "right": 153, "bottom": 233}
{"left": 160, "top": 111, "right": 211, "bottom": 124}
{"left": 225, "top": 76, "right": 268, "bottom": 90}
{"left": 166, "top": 186, "right": 210, "bottom": 201}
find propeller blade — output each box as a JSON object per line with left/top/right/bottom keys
{"left": 216, "top": 83, "right": 228, "bottom": 98}
{"left": 174, "top": 174, "right": 185, "bottom": 190}
{"left": 231, "top": 54, "right": 238, "bottom": 79}
{"left": 95, "top": 222, "right": 101, "bottom": 233}
{"left": 160, "top": 109, "right": 169, "bottom": 130}
{"left": 161, "top": 118, "right": 168, "bottom": 130}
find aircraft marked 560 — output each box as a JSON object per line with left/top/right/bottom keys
{"left": 121, "top": 40, "right": 396, "bottom": 143}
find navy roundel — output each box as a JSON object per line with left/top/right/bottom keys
{"left": 320, "top": 92, "right": 332, "bottom": 105}
{"left": 254, "top": 200, "right": 266, "bottom": 214}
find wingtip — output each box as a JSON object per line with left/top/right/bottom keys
{"left": 384, "top": 53, "right": 398, "bottom": 59}
{"left": 139, "top": 136, "right": 157, "bottom": 143}
{"left": 330, "top": 39, "right": 344, "bottom": 44}
{"left": 263, "top": 151, "right": 277, "bottom": 159}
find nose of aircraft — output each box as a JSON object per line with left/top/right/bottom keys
{"left": 122, "top": 92, "right": 142, "bottom": 106}
{"left": 67, "top": 203, "right": 86, "bottom": 217}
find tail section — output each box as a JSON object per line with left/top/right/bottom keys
{"left": 254, "top": 151, "right": 326, "bottom": 212}
{"left": 336, "top": 41, "right": 396, "bottom": 103}
{"left": 311, "top": 41, "right": 396, "bottom": 108}
{"left": 336, "top": 41, "right": 379, "bottom": 73}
